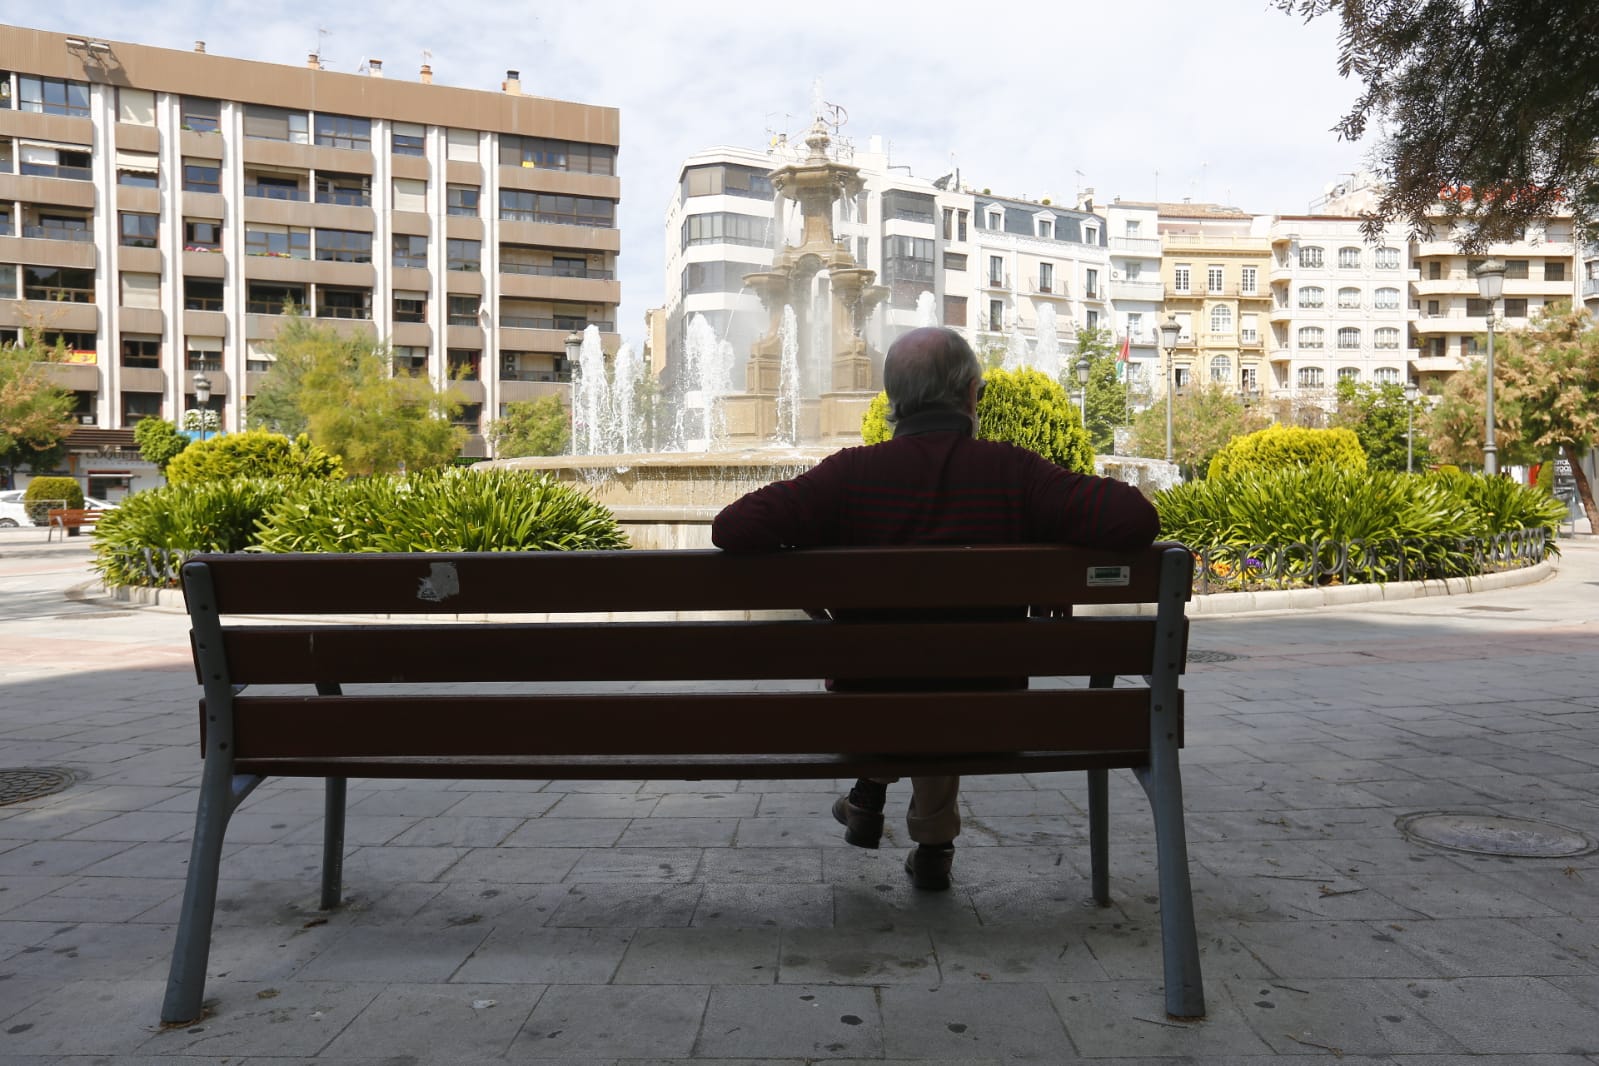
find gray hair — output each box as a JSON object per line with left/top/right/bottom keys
{"left": 883, "top": 327, "right": 982, "bottom": 423}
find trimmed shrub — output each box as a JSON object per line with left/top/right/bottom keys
{"left": 23, "top": 476, "right": 84, "bottom": 524}
{"left": 1208, "top": 425, "right": 1367, "bottom": 479}
{"left": 164, "top": 430, "right": 343, "bottom": 486}
{"left": 89, "top": 478, "right": 291, "bottom": 588}
{"left": 253, "top": 468, "right": 628, "bottom": 553}
{"left": 859, "top": 367, "right": 1093, "bottom": 472}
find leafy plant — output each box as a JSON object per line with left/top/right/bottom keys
{"left": 89, "top": 479, "right": 290, "bottom": 587}
{"left": 164, "top": 430, "right": 343, "bottom": 486}
{"left": 133, "top": 418, "right": 191, "bottom": 472}
{"left": 1208, "top": 425, "right": 1367, "bottom": 479}
{"left": 23, "top": 476, "right": 83, "bottom": 524}
{"left": 489, "top": 395, "right": 570, "bottom": 457}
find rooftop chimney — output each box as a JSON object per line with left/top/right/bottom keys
{"left": 502, "top": 69, "right": 521, "bottom": 95}
{"left": 419, "top": 63, "right": 433, "bottom": 84}
{"left": 307, "top": 52, "right": 320, "bottom": 69}
{"left": 367, "top": 58, "right": 383, "bottom": 77}
{"left": 194, "top": 40, "right": 206, "bottom": 53}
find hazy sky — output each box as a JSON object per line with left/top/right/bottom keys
{"left": 28, "top": 0, "right": 1371, "bottom": 349}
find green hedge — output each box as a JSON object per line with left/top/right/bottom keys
{"left": 164, "top": 430, "right": 343, "bottom": 486}
{"left": 1208, "top": 425, "right": 1367, "bottom": 479}
{"left": 23, "top": 477, "right": 84, "bottom": 525}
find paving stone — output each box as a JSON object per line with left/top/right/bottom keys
{"left": 693, "top": 883, "right": 833, "bottom": 929}
{"left": 150, "top": 979, "right": 384, "bottom": 1056}
{"left": 293, "top": 922, "right": 490, "bottom": 981}
{"left": 547, "top": 883, "right": 703, "bottom": 928}
{"left": 1224, "top": 976, "right": 1464, "bottom": 1055}
{"left": 652, "top": 792, "right": 762, "bottom": 818}
{"left": 0, "top": 840, "right": 138, "bottom": 878}
{"left": 779, "top": 927, "right": 937, "bottom": 985}
{"left": 699, "top": 846, "right": 823, "bottom": 883}
{"left": 9, "top": 921, "right": 173, "bottom": 981}
{"left": 0, "top": 978, "right": 165, "bottom": 1056}
{"left": 618, "top": 817, "right": 739, "bottom": 848}
{"left": 695, "top": 984, "right": 882, "bottom": 1059}
{"left": 547, "top": 792, "right": 662, "bottom": 818}
{"left": 930, "top": 924, "right": 1107, "bottom": 983}
{"left": 386, "top": 815, "right": 524, "bottom": 848}
{"left": 320, "top": 981, "right": 542, "bottom": 1058}
{"left": 566, "top": 847, "right": 703, "bottom": 883}
{"left": 736, "top": 816, "right": 857, "bottom": 848}
{"left": 512, "top": 984, "right": 707, "bottom": 1058}
{"left": 881, "top": 983, "right": 1076, "bottom": 1061}
{"left": 1398, "top": 976, "right": 1599, "bottom": 1054}
{"left": 1380, "top": 916, "right": 1596, "bottom": 977}
{"left": 755, "top": 791, "right": 842, "bottom": 817}
{"left": 1229, "top": 918, "right": 1442, "bottom": 978}
{"left": 614, "top": 927, "right": 780, "bottom": 984}
{"left": 1358, "top": 870, "right": 1565, "bottom": 919}
{"left": 1046, "top": 980, "right": 1275, "bottom": 1056}
{"left": 437, "top": 790, "right": 562, "bottom": 818}
{"left": 442, "top": 847, "right": 582, "bottom": 884}
{"left": 500, "top": 817, "right": 630, "bottom": 846}
{"left": 452, "top": 924, "right": 633, "bottom": 984}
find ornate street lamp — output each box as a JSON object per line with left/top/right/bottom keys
{"left": 1474, "top": 258, "right": 1505, "bottom": 476}
{"left": 1157, "top": 316, "right": 1182, "bottom": 462}
{"left": 1404, "top": 380, "right": 1420, "bottom": 474}
{"left": 1074, "top": 355, "right": 1091, "bottom": 423}
{"left": 563, "top": 331, "right": 583, "bottom": 380}
{"left": 192, "top": 372, "right": 212, "bottom": 443}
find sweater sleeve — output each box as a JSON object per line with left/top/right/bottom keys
{"left": 1029, "top": 458, "right": 1161, "bottom": 550}
{"left": 710, "top": 453, "right": 850, "bottom": 550}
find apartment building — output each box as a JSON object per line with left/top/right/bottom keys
{"left": 968, "top": 193, "right": 1110, "bottom": 358}
{"left": 1157, "top": 203, "right": 1272, "bottom": 401}
{"left": 1267, "top": 215, "right": 1411, "bottom": 408}
{"left": 1101, "top": 200, "right": 1163, "bottom": 402}
{"left": 0, "top": 24, "right": 620, "bottom": 487}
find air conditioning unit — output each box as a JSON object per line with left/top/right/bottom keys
{"left": 79, "top": 414, "right": 95, "bottom": 424}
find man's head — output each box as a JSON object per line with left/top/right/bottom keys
{"left": 882, "top": 326, "right": 983, "bottom": 426}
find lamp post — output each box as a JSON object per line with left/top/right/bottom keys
{"left": 1474, "top": 258, "right": 1505, "bottom": 476}
{"left": 1404, "top": 380, "right": 1420, "bottom": 474}
{"left": 1074, "top": 355, "right": 1091, "bottom": 424}
{"left": 1158, "top": 316, "right": 1182, "bottom": 462}
{"left": 192, "top": 372, "right": 212, "bottom": 443}
{"left": 563, "top": 331, "right": 582, "bottom": 378}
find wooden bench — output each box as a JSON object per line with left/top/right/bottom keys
{"left": 45, "top": 507, "right": 98, "bottom": 541}
{"left": 161, "top": 543, "right": 1203, "bottom": 1023}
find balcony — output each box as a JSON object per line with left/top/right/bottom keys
{"left": 22, "top": 224, "right": 92, "bottom": 242}
{"left": 1584, "top": 278, "right": 1599, "bottom": 299}
{"left": 1027, "top": 279, "right": 1069, "bottom": 300}
{"left": 245, "top": 183, "right": 309, "bottom": 202}
{"left": 1162, "top": 234, "right": 1270, "bottom": 252}
{"left": 1108, "top": 236, "right": 1161, "bottom": 255}
{"left": 980, "top": 274, "right": 1011, "bottom": 291}
{"left": 1110, "top": 279, "right": 1163, "bottom": 301}
{"left": 501, "top": 316, "right": 615, "bottom": 332}
{"left": 1268, "top": 305, "right": 1293, "bottom": 324}
{"left": 500, "top": 262, "right": 615, "bottom": 280}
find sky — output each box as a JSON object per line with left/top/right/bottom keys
{"left": 27, "top": 0, "right": 1373, "bottom": 350}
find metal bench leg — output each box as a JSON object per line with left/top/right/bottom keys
{"left": 321, "top": 776, "right": 347, "bottom": 910}
{"left": 1135, "top": 761, "right": 1205, "bottom": 1019}
{"left": 1087, "top": 768, "right": 1109, "bottom": 905}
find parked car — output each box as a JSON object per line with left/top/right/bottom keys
{"left": 0, "top": 489, "right": 34, "bottom": 527}
{"left": 83, "top": 496, "right": 120, "bottom": 511}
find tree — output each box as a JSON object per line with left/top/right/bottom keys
{"left": 489, "top": 395, "right": 570, "bottom": 457}
{"left": 249, "top": 318, "right": 466, "bottom": 476}
{"left": 1071, "top": 326, "right": 1128, "bottom": 455}
{"left": 1127, "top": 381, "right": 1269, "bottom": 478}
{"left": 164, "top": 429, "right": 343, "bottom": 486}
{"left": 1279, "top": 0, "right": 1599, "bottom": 246}
{"left": 0, "top": 330, "right": 75, "bottom": 485}
{"left": 133, "top": 418, "right": 191, "bottom": 473}
{"left": 1330, "top": 379, "right": 1421, "bottom": 472}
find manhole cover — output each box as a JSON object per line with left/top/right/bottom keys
{"left": 1397, "top": 811, "right": 1596, "bottom": 858}
{"left": 0, "top": 767, "right": 78, "bottom": 806}
{"left": 1187, "top": 649, "right": 1241, "bottom": 664}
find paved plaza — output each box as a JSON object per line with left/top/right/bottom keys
{"left": 0, "top": 527, "right": 1596, "bottom": 1064}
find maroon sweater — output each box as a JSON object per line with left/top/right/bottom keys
{"left": 711, "top": 411, "right": 1160, "bottom": 552}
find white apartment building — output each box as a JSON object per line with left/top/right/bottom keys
{"left": 1267, "top": 215, "right": 1412, "bottom": 407}
{"left": 1102, "top": 200, "right": 1163, "bottom": 403}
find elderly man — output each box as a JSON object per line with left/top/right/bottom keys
{"left": 711, "top": 326, "right": 1159, "bottom": 889}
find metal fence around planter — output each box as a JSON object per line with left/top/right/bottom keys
{"left": 1191, "top": 529, "right": 1553, "bottom": 594}
{"left": 107, "top": 547, "right": 192, "bottom": 589}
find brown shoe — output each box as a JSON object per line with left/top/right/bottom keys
{"left": 832, "top": 795, "right": 884, "bottom": 849}
{"left": 904, "top": 844, "right": 954, "bottom": 891}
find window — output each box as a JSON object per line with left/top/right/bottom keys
{"left": 316, "top": 286, "right": 372, "bottom": 320}
{"left": 185, "top": 336, "right": 223, "bottom": 372}
{"left": 116, "top": 150, "right": 159, "bottom": 187}
{"left": 1173, "top": 367, "right": 1191, "bottom": 388}
{"left": 22, "top": 266, "right": 94, "bottom": 303}
{"left": 0, "top": 142, "right": 9, "bottom": 176}
{"left": 392, "top": 178, "right": 427, "bottom": 213}
{"left": 393, "top": 346, "right": 428, "bottom": 376}
{"left": 120, "top": 272, "right": 159, "bottom": 309}
{"left": 1085, "top": 309, "right": 1100, "bottom": 330}
{"left": 446, "top": 238, "right": 481, "bottom": 272}
{"left": 121, "top": 334, "right": 161, "bottom": 369}
{"left": 181, "top": 97, "right": 221, "bottom": 133}
{"left": 1297, "top": 366, "right": 1325, "bottom": 388}
{"left": 1504, "top": 297, "right": 1529, "bottom": 317}
{"left": 246, "top": 282, "right": 305, "bottom": 314}
{"left": 1373, "top": 367, "right": 1401, "bottom": 384}
{"left": 119, "top": 212, "right": 158, "bottom": 248}
{"left": 988, "top": 299, "right": 1004, "bottom": 331}
{"left": 857, "top": 236, "right": 869, "bottom": 265}
{"left": 448, "top": 348, "right": 481, "bottom": 381}
{"left": 122, "top": 392, "right": 163, "bottom": 425}
{"left": 1126, "top": 312, "right": 1144, "bottom": 340}
{"left": 246, "top": 342, "right": 274, "bottom": 375}
{"left": 394, "top": 291, "right": 427, "bottom": 323}
{"left": 1297, "top": 326, "right": 1325, "bottom": 349}
{"left": 1426, "top": 299, "right": 1441, "bottom": 317}
{"left": 942, "top": 207, "right": 953, "bottom": 240}
{"left": 1125, "top": 219, "right": 1142, "bottom": 238}
{"left": 1038, "top": 263, "right": 1053, "bottom": 292}
{"left": 183, "top": 278, "right": 223, "bottom": 312}
{"left": 1337, "top": 287, "right": 1361, "bottom": 309}
{"left": 1209, "top": 305, "right": 1232, "bottom": 332}
{"left": 392, "top": 234, "right": 428, "bottom": 269}
{"left": 1240, "top": 266, "right": 1257, "bottom": 294}
{"left": 117, "top": 88, "right": 155, "bottom": 126}
{"left": 1240, "top": 366, "right": 1258, "bottom": 390}
{"left": 1240, "top": 314, "right": 1259, "bottom": 344}
{"left": 19, "top": 76, "right": 89, "bottom": 117}
{"left": 957, "top": 210, "right": 967, "bottom": 241}
{"left": 243, "top": 105, "right": 309, "bottom": 143}
{"left": 986, "top": 210, "right": 1003, "bottom": 229}
{"left": 552, "top": 256, "right": 589, "bottom": 278}
{"left": 1173, "top": 264, "right": 1191, "bottom": 293}
{"left": 883, "top": 190, "right": 935, "bottom": 224}
{"left": 446, "top": 184, "right": 480, "bottom": 217}
{"left": 31, "top": 210, "right": 91, "bottom": 240}
{"left": 183, "top": 158, "right": 221, "bottom": 195}
{"left": 1174, "top": 313, "right": 1192, "bottom": 340}
{"left": 1337, "top": 327, "right": 1361, "bottom": 349}
{"left": 502, "top": 135, "right": 616, "bottom": 175}
{"left": 391, "top": 122, "right": 426, "bottom": 157}
{"left": 1338, "top": 246, "right": 1361, "bottom": 269}
{"left": 1206, "top": 265, "right": 1224, "bottom": 292}
{"left": 1209, "top": 355, "right": 1231, "bottom": 382}
{"left": 1428, "top": 260, "right": 1442, "bottom": 280}
{"left": 315, "top": 228, "right": 373, "bottom": 263}
{"left": 1374, "top": 287, "right": 1401, "bottom": 310}
{"left": 1338, "top": 367, "right": 1360, "bottom": 382}
{"left": 184, "top": 218, "right": 222, "bottom": 252}
{"left": 1083, "top": 224, "right": 1098, "bottom": 245}
{"left": 315, "top": 173, "right": 371, "bottom": 207}
{"left": 1299, "top": 245, "right": 1324, "bottom": 268}
{"left": 445, "top": 128, "right": 478, "bottom": 162}
{"left": 1503, "top": 259, "right": 1529, "bottom": 279}
{"left": 244, "top": 223, "right": 309, "bottom": 259}
{"left": 498, "top": 191, "right": 616, "bottom": 228}
{"left": 1545, "top": 260, "right": 1566, "bottom": 281}
{"left": 988, "top": 256, "right": 1005, "bottom": 285}
{"left": 19, "top": 144, "right": 92, "bottom": 180}
{"left": 245, "top": 171, "right": 306, "bottom": 201}
{"left": 1466, "top": 297, "right": 1491, "bottom": 317}
{"left": 314, "top": 113, "right": 371, "bottom": 151}
{"left": 1037, "top": 218, "right": 1053, "bottom": 239}
{"left": 1376, "top": 246, "right": 1400, "bottom": 269}
{"left": 1085, "top": 268, "right": 1100, "bottom": 299}
{"left": 1374, "top": 327, "right": 1400, "bottom": 349}
{"left": 447, "top": 295, "right": 480, "bottom": 326}
{"left": 943, "top": 252, "right": 966, "bottom": 271}
{"left": 679, "top": 212, "right": 766, "bottom": 248}
{"left": 1298, "top": 286, "right": 1325, "bottom": 309}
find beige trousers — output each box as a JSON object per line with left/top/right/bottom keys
{"left": 868, "top": 775, "right": 960, "bottom": 845}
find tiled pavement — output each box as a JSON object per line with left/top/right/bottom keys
{"left": 0, "top": 528, "right": 1596, "bottom": 1064}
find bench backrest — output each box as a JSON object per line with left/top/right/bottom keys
{"left": 47, "top": 508, "right": 93, "bottom": 525}
{"left": 182, "top": 543, "right": 1192, "bottom": 777}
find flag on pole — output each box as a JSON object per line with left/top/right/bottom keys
{"left": 1118, "top": 334, "right": 1131, "bottom": 361}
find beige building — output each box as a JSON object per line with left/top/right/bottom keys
{"left": 0, "top": 25, "right": 619, "bottom": 486}
{"left": 1156, "top": 204, "right": 1272, "bottom": 400}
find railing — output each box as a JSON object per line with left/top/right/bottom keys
{"left": 22, "top": 225, "right": 93, "bottom": 242}
{"left": 499, "top": 263, "right": 615, "bottom": 280}
{"left": 1584, "top": 278, "right": 1599, "bottom": 298}
{"left": 315, "top": 190, "right": 371, "bottom": 207}
{"left": 185, "top": 298, "right": 224, "bottom": 312}
{"left": 20, "top": 163, "right": 92, "bottom": 181}
{"left": 245, "top": 184, "right": 309, "bottom": 201}
{"left": 500, "top": 369, "right": 572, "bottom": 383}
{"left": 1191, "top": 532, "right": 1553, "bottom": 593}
{"left": 23, "top": 287, "right": 94, "bottom": 303}
{"left": 1109, "top": 236, "right": 1161, "bottom": 254}
{"left": 498, "top": 210, "right": 615, "bottom": 228}
{"left": 246, "top": 299, "right": 304, "bottom": 314}
{"left": 315, "top": 305, "right": 373, "bottom": 320}
{"left": 500, "top": 316, "right": 615, "bottom": 332}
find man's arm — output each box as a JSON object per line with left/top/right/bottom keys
{"left": 1032, "top": 462, "right": 1161, "bottom": 550}
{"left": 710, "top": 455, "right": 849, "bottom": 550}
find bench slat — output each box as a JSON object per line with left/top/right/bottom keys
{"left": 189, "top": 543, "right": 1186, "bottom": 615}
{"left": 218, "top": 617, "right": 1169, "bottom": 684}
{"left": 227, "top": 690, "right": 1164, "bottom": 759}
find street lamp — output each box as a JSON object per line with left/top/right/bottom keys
{"left": 192, "top": 372, "right": 212, "bottom": 443}
{"left": 1074, "top": 355, "right": 1091, "bottom": 423}
{"left": 1404, "top": 380, "right": 1420, "bottom": 474}
{"left": 1474, "top": 258, "right": 1505, "bottom": 476}
{"left": 563, "top": 331, "right": 583, "bottom": 376}
{"left": 1157, "top": 316, "right": 1182, "bottom": 462}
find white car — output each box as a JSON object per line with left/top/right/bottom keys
{"left": 0, "top": 489, "right": 34, "bottom": 527}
